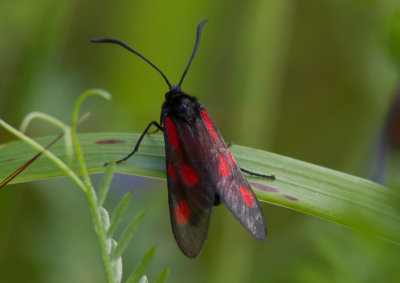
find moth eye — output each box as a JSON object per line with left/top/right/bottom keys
{"left": 239, "top": 185, "right": 255, "bottom": 207}
{"left": 201, "top": 110, "right": 217, "bottom": 142}
{"left": 218, "top": 154, "right": 230, "bottom": 177}
{"left": 174, "top": 200, "right": 191, "bottom": 226}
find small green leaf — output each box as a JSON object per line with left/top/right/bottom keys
{"left": 112, "top": 211, "right": 146, "bottom": 260}
{"left": 107, "top": 191, "right": 133, "bottom": 238}
{"left": 111, "top": 239, "right": 122, "bottom": 283}
{"left": 155, "top": 267, "right": 169, "bottom": 283}
{"left": 126, "top": 245, "right": 156, "bottom": 283}
{"left": 98, "top": 207, "right": 111, "bottom": 232}
{"left": 98, "top": 161, "right": 116, "bottom": 207}
{"left": 97, "top": 207, "right": 112, "bottom": 255}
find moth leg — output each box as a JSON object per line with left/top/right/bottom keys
{"left": 105, "top": 121, "right": 163, "bottom": 166}
{"left": 148, "top": 114, "right": 164, "bottom": 134}
{"left": 240, "top": 168, "right": 276, "bottom": 179}
{"left": 117, "top": 121, "right": 163, "bottom": 163}
{"left": 227, "top": 141, "right": 275, "bottom": 179}
{"left": 148, "top": 127, "right": 163, "bottom": 135}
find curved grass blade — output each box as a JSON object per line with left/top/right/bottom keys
{"left": 112, "top": 210, "right": 146, "bottom": 260}
{"left": 107, "top": 191, "right": 133, "bottom": 238}
{"left": 0, "top": 132, "right": 399, "bottom": 245}
{"left": 98, "top": 161, "right": 115, "bottom": 207}
{"left": 155, "top": 267, "right": 169, "bottom": 283}
{"left": 126, "top": 245, "right": 157, "bottom": 283}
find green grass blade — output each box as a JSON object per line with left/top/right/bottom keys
{"left": 107, "top": 191, "right": 133, "bottom": 238}
{"left": 1, "top": 133, "right": 399, "bottom": 245}
{"left": 112, "top": 211, "right": 146, "bottom": 260}
{"left": 155, "top": 267, "right": 169, "bottom": 283}
{"left": 98, "top": 161, "right": 116, "bottom": 207}
{"left": 125, "top": 245, "right": 156, "bottom": 283}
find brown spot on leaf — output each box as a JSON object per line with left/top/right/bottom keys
{"left": 250, "top": 182, "right": 279, "bottom": 193}
{"left": 95, "top": 139, "right": 126, "bottom": 144}
{"left": 283, "top": 194, "right": 298, "bottom": 201}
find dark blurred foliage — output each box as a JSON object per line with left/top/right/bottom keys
{"left": 373, "top": 89, "right": 400, "bottom": 186}
{"left": 1, "top": 0, "right": 400, "bottom": 282}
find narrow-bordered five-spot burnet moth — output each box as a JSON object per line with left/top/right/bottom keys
{"left": 92, "top": 19, "right": 275, "bottom": 258}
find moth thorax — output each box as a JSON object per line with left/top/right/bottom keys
{"left": 171, "top": 97, "right": 196, "bottom": 121}
{"left": 165, "top": 92, "right": 199, "bottom": 121}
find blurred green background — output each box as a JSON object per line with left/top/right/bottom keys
{"left": 1, "top": 0, "right": 400, "bottom": 282}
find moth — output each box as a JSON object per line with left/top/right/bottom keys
{"left": 92, "top": 19, "right": 274, "bottom": 258}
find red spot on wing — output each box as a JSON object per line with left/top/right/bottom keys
{"left": 181, "top": 164, "right": 199, "bottom": 186}
{"left": 165, "top": 117, "right": 179, "bottom": 150}
{"left": 201, "top": 110, "right": 217, "bottom": 142}
{"left": 174, "top": 200, "right": 190, "bottom": 225}
{"left": 228, "top": 150, "right": 235, "bottom": 167}
{"left": 168, "top": 164, "right": 177, "bottom": 182}
{"left": 218, "top": 155, "right": 230, "bottom": 177}
{"left": 240, "top": 185, "right": 255, "bottom": 207}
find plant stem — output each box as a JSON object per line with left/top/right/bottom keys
{"left": 71, "top": 89, "right": 111, "bottom": 189}
{"left": 86, "top": 185, "right": 115, "bottom": 282}
{"left": 70, "top": 89, "right": 114, "bottom": 282}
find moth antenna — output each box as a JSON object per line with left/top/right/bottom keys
{"left": 178, "top": 19, "right": 208, "bottom": 88}
{"left": 91, "top": 37, "right": 172, "bottom": 89}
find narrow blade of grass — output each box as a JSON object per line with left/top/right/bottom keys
{"left": 107, "top": 191, "right": 133, "bottom": 238}
{"left": 155, "top": 267, "right": 169, "bottom": 283}
{"left": 126, "top": 245, "right": 156, "bottom": 283}
{"left": 1, "top": 133, "right": 399, "bottom": 245}
{"left": 98, "top": 161, "right": 115, "bottom": 207}
{"left": 112, "top": 211, "right": 146, "bottom": 260}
